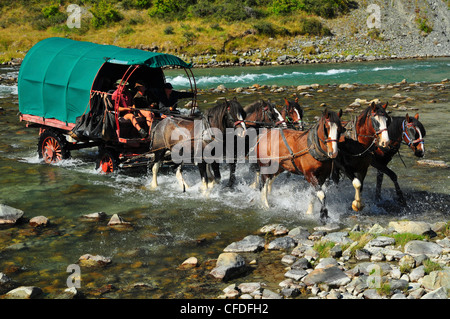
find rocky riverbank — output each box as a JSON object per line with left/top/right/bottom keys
{"left": 0, "top": 203, "right": 449, "bottom": 299}
{"left": 208, "top": 221, "right": 449, "bottom": 299}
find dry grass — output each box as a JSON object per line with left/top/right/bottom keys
{"left": 0, "top": 6, "right": 327, "bottom": 63}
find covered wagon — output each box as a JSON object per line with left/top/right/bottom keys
{"left": 18, "top": 37, "right": 196, "bottom": 173}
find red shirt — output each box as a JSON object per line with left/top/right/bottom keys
{"left": 111, "top": 88, "right": 133, "bottom": 111}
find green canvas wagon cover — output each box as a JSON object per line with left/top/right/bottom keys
{"left": 18, "top": 37, "right": 192, "bottom": 124}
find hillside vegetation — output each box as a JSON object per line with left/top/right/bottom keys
{"left": 0, "top": 0, "right": 449, "bottom": 64}
{"left": 0, "top": 0, "right": 356, "bottom": 62}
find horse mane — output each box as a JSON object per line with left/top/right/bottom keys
{"left": 244, "top": 100, "right": 264, "bottom": 114}
{"left": 204, "top": 100, "right": 228, "bottom": 131}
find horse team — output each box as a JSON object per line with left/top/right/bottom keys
{"left": 146, "top": 96, "right": 426, "bottom": 223}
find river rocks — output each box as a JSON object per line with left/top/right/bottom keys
{"left": 404, "top": 240, "right": 443, "bottom": 257}
{"left": 210, "top": 253, "right": 247, "bottom": 281}
{"left": 107, "top": 214, "right": 131, "bottom": 228}
{"left": 0, "top": 204, "right": 24, "bottom": 225}
{"left": 388, "top": 221, "right": 432, "bottom": 236}
{"left": 214, "top": 219, "right": 449, "bottom": 300}
{"left": 180, "top": 257, "right": 199, "bottom": 269}
{"left": 81, "top": 212, "right": 107, "bottom": 221}
{"left": 267, "top": 237, "right": 296, "bottom": 250}
{"left": 78, "top": 254, "right": 112, "bottom": 268}
{"left": 303, "top": 265, "right": 351, "bottom": 287}
{"left": 5, "top": 286, "right": 42, "bottom": 299}
{"left": 29, "top": 215, "right": 49, "bottom": 227}
{"left": 223, "top": 235, "right": 264, "bottom": 253}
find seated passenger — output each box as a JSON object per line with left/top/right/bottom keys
{"left": 149, "top": 82, "right": 195, "bottom": 116}
{"left": 111, "top": 79, "right": 148, "bottom": 138}
{"left": 132, "top": 82, "right": 156, "bottom": 135}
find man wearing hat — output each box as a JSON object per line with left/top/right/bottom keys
{"left": 152, "top": 82, "right": 195, "bottom": 115}
{"left": 111, "top": 79, "right": 148, "bottom": 138}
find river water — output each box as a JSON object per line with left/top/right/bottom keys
{"left": 0, "top": 58, "right": 449, "bottom": 298}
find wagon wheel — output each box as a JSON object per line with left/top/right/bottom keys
{"left": 38, "top": 129, "right": 70, "bottom": 164}
{"left": 96, "top": 148, "right": 119, "bottom": 174}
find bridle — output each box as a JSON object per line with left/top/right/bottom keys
{"left": 402, "top": 120, "right": 424, "bottom": 149}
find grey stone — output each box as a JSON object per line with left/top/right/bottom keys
{"left": 322, "top": 232, "right": 353, "bottom": 245}
{"left": 330, "top": 245, "right": 342, "bottom": 258}
{"left": 281, "top": 255, "right": 296, "bottom": 265}
{"left": 285, "top": 269, "right": 308, "bottom": 281}
{"left": 391, "top": 292, "right": 407, "bottom": 299}
{"left": 303, "top": 265, "right": 351, "bottom": 287}
{"left": 267, "top": 237, "right": 296, "bottom": 250}
{"left": 388, "top": 221, "right": 431, "bottom": 235}
{"left": 291, "top": 257, "right": 310, "bottom": 270}
{"left": 0, "top": 273, "right": 17, "bottom": 295}
{"left": 238, "top": 282, "right": 261, "bottom": 294}
{"left": 421, "top": 269, "right": 450, "bottom": 291}
{"left": 210, "top": 253, "right": 246, "bottom": 281}
{"left": 224, "top": 235, "right": 265, "bottom": 253}
{"left": 421, "top": 287, "right": 448, "bottom": 299}
{"left": 0, "top": 204, "right": 24, "bottom": 225}
{"left": 262, "top": 289, "right": 282, "bottom": 299}
{"left": 355, "top": 249, "right": 371, "bottom": 261}
{"left": 6, "top": 286, "right": 42, "bottom": 299}
{"left": 315, "top": 258, "right": 338, "bottom": 270}
{"left": 259, "top": 224, "right": 289, "bottom": 236}
{"left": 367, "top": 236, "right": 395, "bottom": 247}
{"left": 404, "top": 240, "right": 443, "bottom": 257}
{"left": 287, "top": 226, "right": 310, "bottom": 242}
{"left": 389, "top": 279, "right": 409, "bottom": 291}
{"left": 281, "top": 287, "right": 300, "bottom": 298}
{"left": 409, "top": 266, "right": 425, "bottom": 282}
{"left": 78, "top": 254, "right": 111, "bottom": 267}
{"left": 363, "top": 289, "right": 383, "bottom": 299}
{"left": 399, "top": 254, "right": 416, "bottom": 270}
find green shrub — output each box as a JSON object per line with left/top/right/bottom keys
{"left": 164, "top": 25, "right": 175, "bottom": 35}
{"left": 253, "top": 21, "right": 277, "bottom": 37}
{"left": 417, "top": 17, "right": 433, "bottom": 34}
{"left": 42, "top": 4, "right": 59, "bottom": 18}
{"left": 270, "top": 0, "right": 303, "bottom": 15}
{"left": 90, "top": 0, "right": 123, "bottom": 28}
{"left": 118, "top": 26, "right": 135, "bottom": 36}
{"left": 298, "top": 17, "right": 332, "bottom": 36}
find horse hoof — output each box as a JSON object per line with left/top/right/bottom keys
{"left": 352, "top": 201, "right": 364, "bottom": 211}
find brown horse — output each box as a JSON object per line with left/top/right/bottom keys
{"left": 255, "top": 108, "right": 344, "bottom": 222}
{"left": 281, "top": 98, "right": 304, "bottom": 130}
{"left": 148, "top": 98, "right": 246, "bottom": 191}
{"left": 332, "top": 102, "right": 390, "bottom": 211}
{"left": 371, "top": 112, "right": 426, "bottom": 204}
{"left": 226, "top": 99, "right": 286, "bottom": 187}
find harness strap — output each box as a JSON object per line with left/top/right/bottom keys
{"left": 279, "top": 128, "right": 303, "bottom": 175}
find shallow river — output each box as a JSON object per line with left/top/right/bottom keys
{"left": 0, "top": 58, "right": 449, "bottom": 298}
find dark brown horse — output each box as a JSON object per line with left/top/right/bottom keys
{"left": 281, "top": 98, "right": 304, "bottom": 130}
{"left": 226, "top": 99, "right": 286, "bottom": 187}
{"left": 148, "top": 98, "right": 246, "bottom": 191}
{"left": 371, "top": 113, "right": 426, "bottom": 204}
{"left": 332, "top": 102, "right": 390, "bottom": 211}
{"left": 256, "top": 108, "right": 344, "bottom": 222}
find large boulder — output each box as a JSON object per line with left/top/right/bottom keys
{"left": 223, "top": 235, "right": 264, "bottom": 253}
{"left": 210, "top": 253, "right": 247, "bottom": 281}
{"left": 388, "top": 221, "right": 432, "bottom": 235}
{"left": 303, "top": 265, "right": 351, "bottom": 287}
{"left": 0, "top": 204, "right": 24, "bottom": 225}
{"left": 404, "top": 240, "right": 443, "bottom": 257}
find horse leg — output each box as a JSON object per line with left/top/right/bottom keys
{"left": 208, "top": 162, "right": 221, "bottom": 188}
{"left": 260, "top": 174, "right": 272, "bottom": 208}
{"left": 316, "top": 186, "right": 328, "bottom": 224}
{"left": 351, "top": 177, "right": 365, "bottom": 211}
{"left": 149, "top": 161, "right": 161, "bottom": 189}
{"left": 226, "top": 162, "right": 236, "bottom": 188}
{"left": 175, "top": 164, "right": 189, "bottom": 192}
{"left": 198, "top": 162, "right": 209, "bottom": 191}
{"left": 249, "top": 163, "right": 260, "bottom": 189}
{"left": 378, "top": 166, "right": 405, "bottom": 205}
{"left": 375, "top": 169, "right": 384, "bottom": 201}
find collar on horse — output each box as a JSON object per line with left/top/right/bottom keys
{"left": 307, "top": 122, "right": 333, "bottom": 162}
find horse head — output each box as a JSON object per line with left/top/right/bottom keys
{"left": 224, "top": 97, "right": 247, "bottom": 133}
{"left": 264, "top": 99, "right": 286, "bottom": 127}
{"left": 282, "top": 97, "right": 304, "bottom": 129}
{"left": 320, "top": 108, "right": 344, "bottom": 159}
{"left": 358, "top": 101, "right": 390, "bottom": 149}
{"left": 403, "top": 113, "right": 425, "bottom": 157}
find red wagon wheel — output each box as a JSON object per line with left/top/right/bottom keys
{"left": 96, "top": 148, "right": 118, "bottom": 174}
{"left": 38, "top": 129, "right": 70, "bottom": 164}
